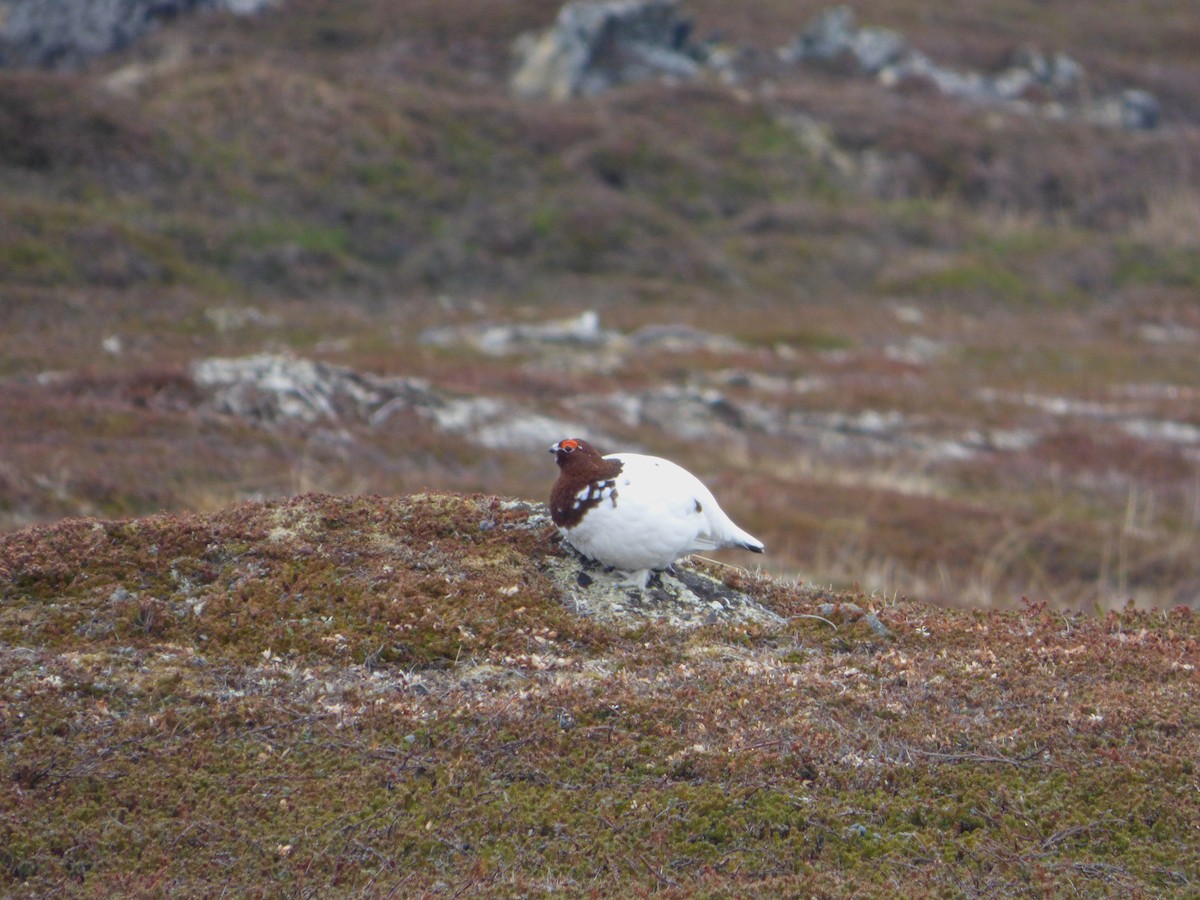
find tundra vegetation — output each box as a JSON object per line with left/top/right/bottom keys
{"left": 2, "top": 492, "right": 1198, "bottom": 894}
{"left": 1, "top": 0, "right": 1199, "bottom": 893}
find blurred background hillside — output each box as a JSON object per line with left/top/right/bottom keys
{"left": 2, "top": 0, "right": 1199, "bottom": 610}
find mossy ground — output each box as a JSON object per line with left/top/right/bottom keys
{"left": 2, "top": 493, "right": 1197, "bottom": 895}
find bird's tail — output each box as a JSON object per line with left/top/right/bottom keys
{"left": 731, "top": 528, "right": 765, "bottom": 554}
{"left": 694, "top": 520, "right": 765, "bottom": 554}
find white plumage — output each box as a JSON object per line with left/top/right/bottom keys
{"left": 549, "top": 439, "right": 764, "bottom": 588}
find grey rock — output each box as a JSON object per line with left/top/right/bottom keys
{"left": 420, "top": 310, "right": 613, "bottom": 356}
{"left": 550, "top": 541, "right": 782, "bottom": 629}
{"left": 190, "top": 353, "right": 606, "bottom": 452}
{"left": 428, "top": 396, "right": 599, "bottom": 451}
{"left": 0, "top": 0, "right": 273, "bottom": 70}
{"left": 190, "top": 354, "right": 432, "bottom": 426}
{"left": 1048, "top": 52, "right": 1084, "bottom": 93}
{"left": 1007, "top": 46, "right": 1083, "bottom": 93}
{"left": 790, "top": 6, "right": 1158, "bottom": 130}
{"left": 511, "top": 0, "right": 701, "bottom": 101}
{"left": 778, "top": 5, "right": 855, "bottom": 66}
{"left": 1010, "top": 45, "right": 1051, "bottom": 83}
{"left": 578, "top": 385, "right": 748, "bottom": 444}
{"left": 989, "top": 65, "right": 1037, "bottom": 101}
{"left": 988, "top": 46, "right": 1084, "bottom": 102}
{"left": 1121, "top": 418, "right": 1200, "bottom": 446}
{"left": 1084, "top": 88, "right": 1160, "bottom": 131}
{"left": 577, "top": 378, "right": 983, "bottom": 465}
{"left": 780, "top": 8, "right": 907, "bottom": 77}
{"left": 882, "top": 50, "right": 999, "bottom": 102}
{"left": 850, "top": 26, "right": 906, "bottom": 75}
{"left": 421, "top": 312, "right": 744, "bottom": 366}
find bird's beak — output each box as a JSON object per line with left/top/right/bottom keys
{"left": 548, "top": 442, "right": 559, "bottom": 454}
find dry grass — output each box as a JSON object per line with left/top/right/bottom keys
{"left": 1130, "top": 186, "right": 1200, "bottom": 250}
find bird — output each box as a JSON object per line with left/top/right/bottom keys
{"left": 548, "top": 438, "right": 764, "bottom": 588}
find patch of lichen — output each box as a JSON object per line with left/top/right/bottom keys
{"left": 1, "top": 493, "right": 1198, "bottom": 893}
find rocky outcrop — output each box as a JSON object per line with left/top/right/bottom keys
{"left": 1081, "top": 88, "right": 1160, "bottom": 131}
{"left": 781, "top": 5, "right": 1159, "bottom": 130}
{"left": 778, "top": 5, "right": 906, "bottom": 76}
{"left": 183, "top": 336, "right": 990, "bottom": 467}
{"left": 514, "top": 2, "right": 1161, "bottom": 129}
{"left": 188, "top": 353, "right": 598, "bottom": 451}
{"left": 190, "top": 354, "right": 433, "bottom": 427}
{"left": 551, "top": 542, "right": 783, "bottom": 628}
{"left": 0, "top": 0, "right": 273, "bottom": 70}
{"left": 510, "top": 0, "right": 706, "bottom": 101}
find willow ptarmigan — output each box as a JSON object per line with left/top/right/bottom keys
{"left": 548, "top": 438, "right": 764, "bottom": 588}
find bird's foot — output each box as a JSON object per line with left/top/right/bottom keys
{"left": 615, "top": 569, "right": 652, "bottom": 590}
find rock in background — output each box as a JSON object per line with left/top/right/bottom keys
{"left": 510, "top": 0, "right": 706, "bottom": 101}
{"left": 780, "top": 5, "right": 1159, "bottom": 130}
{"left": 511, "top": 1, "right": 1161, "bottom": 129}
{"left": 0, "top": 0, "right": 272, "bottom": 69}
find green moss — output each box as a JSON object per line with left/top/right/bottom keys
{"left": 884, "top": 256, "right": 1030, "bottom": 304}
{"left": 0, "top": 238, "right": 76, "bottom": 281}
{"left": 227, "top": 220, "right": 351, "bottom": 256}
{"left": 1115, "top": 242, "right": 1200, "bottom": 288}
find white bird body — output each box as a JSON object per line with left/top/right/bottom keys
{"left": 548, "top": 439, "right": 764, "bottom": 588}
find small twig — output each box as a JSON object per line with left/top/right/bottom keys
{"left": 169, "top": 821, "right": 198, "bottom": 849}
{"left": 787, "top": 613, "right": 837, "bottom": 630}
{"left": 689, "top": 554, "right": 751, "bottom": 574}
{"left": 237, "top": 713, "right": 326, "bottom": 737}
{"left": 636, "top": 852, "right": 679, "bottom": 888}
{"left": 1034, "top": 817, "right": 1116, "bottom": 855}
{"left": 906, "top": 744, "right": 1046, "bottom": 767}
{"left": 579, "top": 724, "right": 615, "bottom": 738}
{"left": 734, "top": 738, "right": 791, "bottom": 752}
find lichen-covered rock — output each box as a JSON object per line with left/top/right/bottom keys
{"left": 782, "top": 5, "right": 1160, "bottom": 130}
{"left": 778, "top": 5, "right": 906, "bottom": 76}
{"left": 190, "top": 353, "right": 433, "bottom": 426}
{"left": 547, "top": 543, "right": 782, "bottom": 628}
{"left": 511, "top": 0, "right": 702, "bottom": 101}
{"left": 187, "top": 352, "right": 596, "bottom": 450}
{"left": 0, "top": 0, "right": 273, "bottom": 70}
{"left": 1083, "top": 88, "right": 1160, "bottom": 131}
